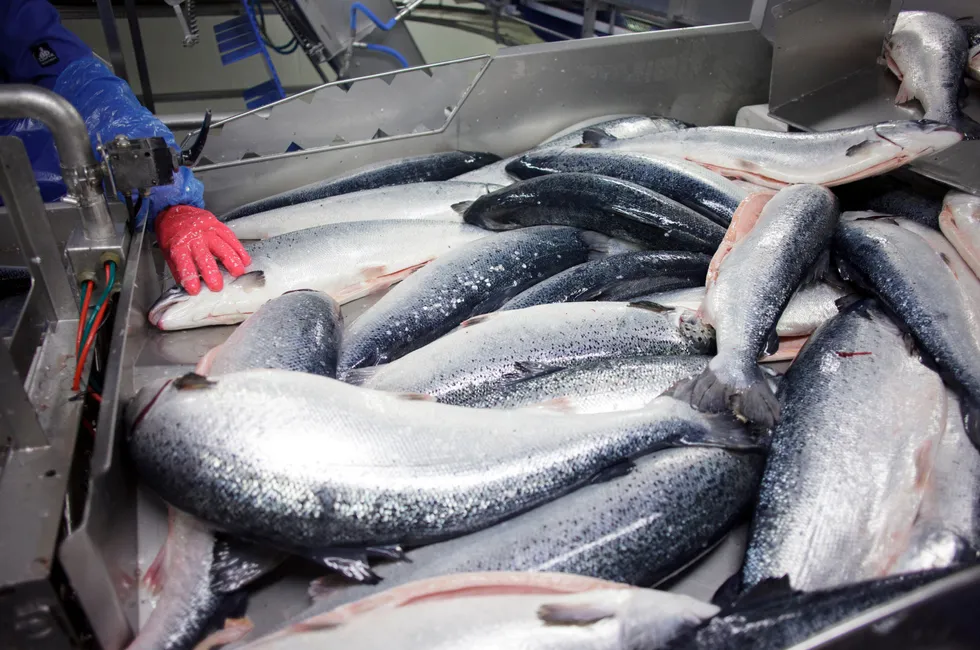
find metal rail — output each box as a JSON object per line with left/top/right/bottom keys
{"left": 0, "top": 86, "right": 114, "bottom": 242}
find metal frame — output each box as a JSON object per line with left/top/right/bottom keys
{"left": 0, "top": 137, "right": 88, "bottom": 649}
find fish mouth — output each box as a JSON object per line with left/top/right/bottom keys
{"left": 147, "top": 285, "right": 190, "bottom": 328}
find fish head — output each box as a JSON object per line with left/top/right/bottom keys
{"left": 147, "top": 270, "right": 268, "bottom": 330}
{"left": 873, "top": 120, "right": 963, "bottom": 155}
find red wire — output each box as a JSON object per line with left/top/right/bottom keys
{"left": 81, "top": 418, "right": 96, "bottom": 437}
{"left": 72, "top": 265, "right": 112, "bottom": 392}
{"left": 88, "top": 388, "right": 102, "bottom": 403}
{"left": 75, "top": 281, "right": 93, "bottom": 353}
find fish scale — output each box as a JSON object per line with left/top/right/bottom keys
{"left": 338, "top": 227, "right": 610, "bottom": 373}
{"left": 740, "top": 300, "right": 947, "bottom": 592}
{"left": 147, "top": 220, "right": 489, "bottom": 331}
{"left": 126, "top": 370, "right": 753, "bottom": 555}
{"left": 359, "top": 302, "right": 715, "bottom": 404}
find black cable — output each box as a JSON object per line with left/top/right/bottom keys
{"left": 250, "top": 0, "right": 299, "bottom": 55}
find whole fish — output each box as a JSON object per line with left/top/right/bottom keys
{"left": 226, "top": 181, "right": 499, "bottom": 241}
{"left": 740, "top": 300, "right": 947, "bottom": 593}
{"left": 886, "top": 12, "right": 979, "bottom": 138}
{"left": 204, "top": 290, "right": 343, "bottom": 377}
{"left": 130, "top": 291, "right": 342, "bottom": 650}
{"left": 589, "top": 120, "right": 962, "bottom": 188}
{"left": 127, "top": 370, "right": 754, "bottom": 575}
{"left": 506, "top": 149, "right": 748, "bottom": 226}
{"left": 638, "top": 283, "right": 847, "bottom": 338}
{"left": 460, "top": 173, "right": 726, "bottom": 253}
{"left": 147, "top": 220, "right": 488, "bottom": 331}
{"left": 298, "top": 446, "right": 760, "bottom": 621}
{"left": 355, "top": 302, "right": 715, "bottom": 404}
{"left": 243, "top": 572, "right": 718, "bottom": 650}
{"left": 499, "top": 251, "right": 710, "bottom": 311}
{"left": 895, "top": 392, "right": 980, "bottom": 572}
{"left": 128, "top": 512, "right": 278, "bottom": 650}
{"left": 455, "top": 115, "right": 690, "bottom": 186}
{"left": 220, "top": 151, "right": 500, "bottom": 221}
{"left": 669, "top": 568, "right": 959, "bottom": 650}
{"left": 676, "top": 184, "right": 840, "bottom": 427}
{"left": 338, "top": 227, "right": 619, "bottom": 372}
{"left": 939, "top": 190, "right": 980, "bottom": 279}
{"left": 463, "top": 355, "right": 710, "bottom": 414}
{"left": 835, "top": 215, "right": 980, "bottom": 446}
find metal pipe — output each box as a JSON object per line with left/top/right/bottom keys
{"left": 0, "top": 86, "right": 113, "bottom": 241}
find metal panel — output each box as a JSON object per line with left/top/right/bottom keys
{"left": 195, "top": 23, "right": 773, "bottom": 214}
{"left": 198, "top": 56, "right": 489, "bottom": 162}
{"left": 764, "top": 0, "right": 980, "bottom": 194}
{"left": 60, "top": 223, "right": 158, "bottom": 650}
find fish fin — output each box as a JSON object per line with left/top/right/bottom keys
{"left": 833, "top": 293, "right": 864, "bottom": 312}
{"left": 732, "top": 576, "right": 797, "bottom": 608}
{"left": 580, "top": 231, "right": 643, "bottom": 258}
{"left": 680, "top": 363, "right": 780, "bottom": 429}
{"left": 961, "top": 398, "right": 980, "bottom": 452}
{"left": 307, "top": 576, "right": 340, "bottom": 602}
{"left": 589, "top": 459, "right": 637, "bottom": 484}
{"left": 627, "top": 300, "right": 673, "bottom": 313}
{"left": 895, "top": 79, "right": 914, "bottom": 105}
{"left": 800, "top": 249, "right": 832, "bottom": 286}
{"left": 342, "top": 366, "right": 379, "bottom": 386}
{"left": 501, "top": 361, "right": 565, "bottom": 381}
{"left": 537, "top": 600, "right": 618, "bottom": 626}
{"left": 451, "top": 200, "right": 474, "bottom": 215}
{"left": 233, "top": 270, "right": 266, "bottom": 291}
{"left": 174, "top": 373, "right": 217, "bottom": 390}
{"left": 192, "top": 616, "right": 254, "bottom": 650}
{"left": 393, "top": 392, "right": 435, "bottom": 402}
{"left": 530, "top": 396, "right": 578, "bottom": 414}
{"left": 305, "top": 548, "right": 381, "bottom": 584}
{"left": 845, "top": 139, "right": 880, "bottom": 157}
{"left": 365, "top": 544, "right": 410, "bottom": 562}
{"left": 210, "top": 537, "right": 286, "bottom": 594}
{"left": 762, "top": 328, "right": 780, "bottom": 357}
{"left": 460, "top": 313, "right": 498, "bottom": 328}
{"left": 579, "top": 127, "right": 617, "bottom": 148}
{"left": 142, "top": 509, "right": 176, "bottom": 594}
{"left": 710, "top": 572, "right": 743, "bottom": 609}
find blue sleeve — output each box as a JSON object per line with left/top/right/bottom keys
{"left": 0, "top": 0, "right": 92, "bottom": 89}
{"left": 52, "top": 57, "right": 205, "bottom": 223}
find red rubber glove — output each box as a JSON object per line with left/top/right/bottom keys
{"left": 155, "top": 205, "right": 252, "bottom": 295}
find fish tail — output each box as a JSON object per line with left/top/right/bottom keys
{"left": 675, "top": 360, "right": 780, "bottom": 429}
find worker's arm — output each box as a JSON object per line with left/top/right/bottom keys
{"left": 0, "top": 0, "right": 249, "bottom": 295}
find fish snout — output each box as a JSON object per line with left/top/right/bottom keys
{"left": 147, "top": 286, "right": 190, "bottom": 330}
{"left": 912, "top": 119, "right": 959, "bottom": 134}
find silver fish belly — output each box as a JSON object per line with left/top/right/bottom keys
{"left": 358, "top": 302, "right": 715, "bottom": 404}
{"left": 896, "top": 391, "right": 980, "bottom": 572}
{"left": 127, "top": 371, "right": 752, "bottom": 552}
{"left": 147, "top": 220, "right": 488, "bottom": 331}
{"left": 594, "top": 121, "right": 962, "bottom": 187}
{"left": 462, "top": 355, "right": 711, "bottom": 414}
{"left": 740, "top": 300, "right": 947, "bottom": 592}
{"left": 283, "top": 446, "right": 759, "bottom": 627}
{"left": 835, "top": 215, "right": 980, "bottom": 446}
{"left": 227, "top": 181, "right": 499, "bottom": 240}
{"left": 679, "top": 184, "right": 840, "bottom": 427}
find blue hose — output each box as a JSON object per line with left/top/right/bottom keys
{"left": 348, "top": 3, "right": 409, "bottom": 69}
{"left": 350, "top": 2, "right": 398, "bottom": 31}
{"left": 362, "top": 43, "right": 408, "bottom": 68}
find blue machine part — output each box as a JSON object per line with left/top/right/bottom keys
{"left": 214, "top": 1, "right": 286, "bottom": 109}
{"left": 349, "top": 3, "right": 409, "bottom": 68}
